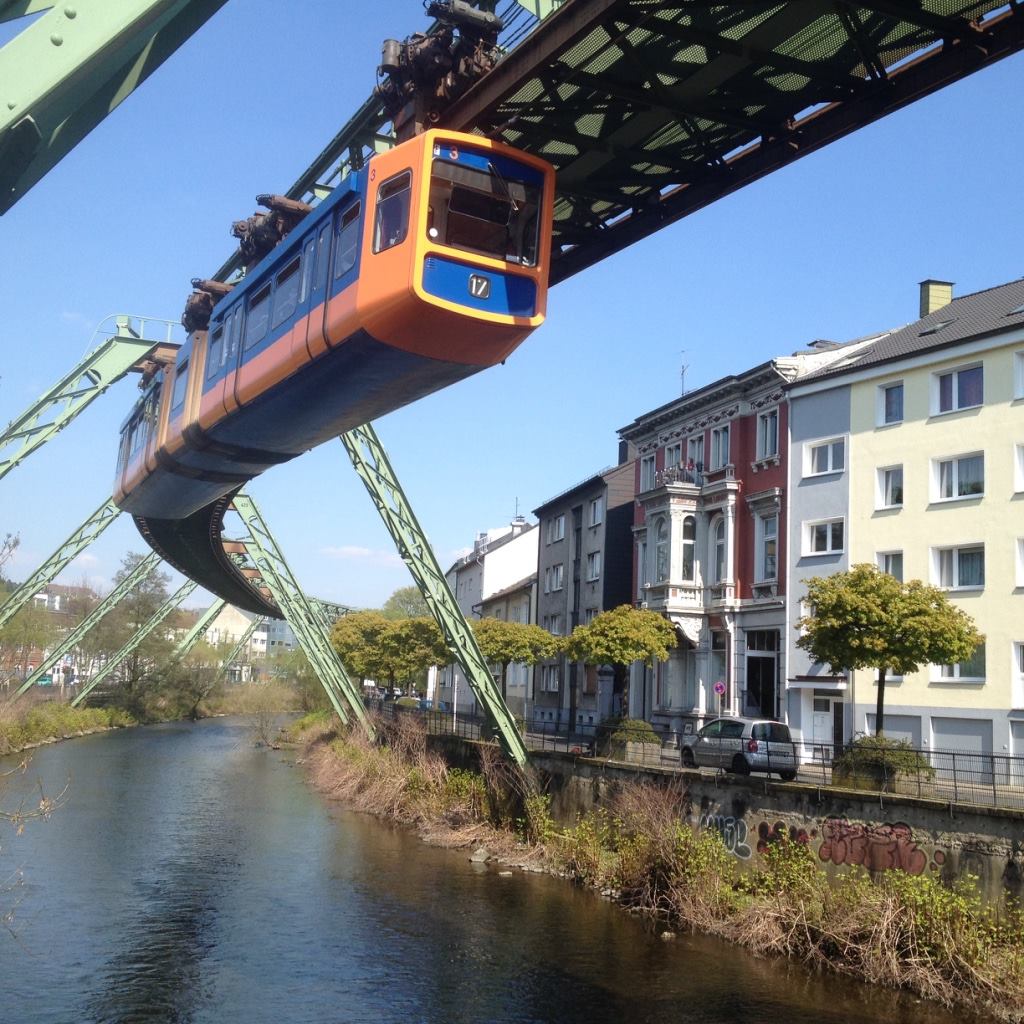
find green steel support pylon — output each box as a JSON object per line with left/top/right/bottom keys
{"left": 12, "top": 550, "right": 161, "bottom": 699}
{"left": 72, "top": 577, "right": 197, "bottom": 707}
{"left": 230, "top": 493, "right": 369, "bottom": 733}
{"left": 0, "top": 317, "right": 176, "bottom": 481}
{"left": 0, "top": 0, "right": 229, "bottom": 213}
{"left": 173, "top": 597, "right": 226, "bottom": 659}
{"left": 0, "top": 495, "right": 120, "bottom": 631}
{"left": 220, "top": 615, "right": 264, "bottom": 680}
{"left": 339, "top": 425, "right": 528, "bottom": 767}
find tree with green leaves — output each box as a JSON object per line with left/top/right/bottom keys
{"left": 381, "top": 585, "right": 429, "bottom": 620}
{"left": 472, "top": 617, "right": 561, "bottom": 699}
{"left": 330, "top": 610, "right": 392, "bottom": 684}
{"left": 797, "top": 564, "right": 983, "bottom": 736}
{"left": 0, "top": 601, "right": 55, "bottom": 682}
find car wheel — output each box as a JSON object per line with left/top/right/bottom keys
{"left": 681, "top": 748, "right": 696, "bottom": 768}
{"left": 779, "top": 770, "right": 796, "bottom": 782}
{"left": 730, "top": 754, "right": 750, "bottom": 776}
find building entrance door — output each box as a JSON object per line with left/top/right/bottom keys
{"left": 744, "top": 655, "right": 776, "bottom": 719}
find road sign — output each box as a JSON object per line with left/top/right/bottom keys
{"left": 713, "top": 680, "right": 726, "bottom": 696}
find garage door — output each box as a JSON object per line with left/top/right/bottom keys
{"left": 865, "top": 714, "right": 921, "bottom": 748}
{"left": 1011, "top": 721, "right": 1024, "bottom": 784}
{"left": 931, "top": 717, "right": 993, "bottom": 785}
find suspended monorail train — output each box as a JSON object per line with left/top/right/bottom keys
{"left": 114, "top": 129, "right": 555, "bottom": 520}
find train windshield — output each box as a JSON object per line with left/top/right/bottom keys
{"left": 428, "top": 149, "right": 543, "bottom": 266}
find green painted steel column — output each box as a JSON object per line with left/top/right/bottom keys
{"left": 12, "top": 550, "right": 161, "bottom": 698}
{"left": 339, "top": 425, "right": 528, "bottom": 767}
{"left": 71, "top": 576, "right": 197, "bottom": 707}
{"left": 0, "top": 318, "right": 174, "bottom": 480}
{"left": 173, "top": 597, "right": 226, "bottom": 659}
{"left": 0, "top": 0, "right": 230, "bottom": 212}
{"left": 0, "top": 495, "right": 120, "bottom": 631}
{"left": 229, "top": 493, "right": 369, "bottom": 733}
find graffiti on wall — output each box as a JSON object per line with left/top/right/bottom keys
{"left": 698, "top": 813, "right": 752, "bottom": 859}
{"left": 818, "top": 818, "right": 945, "bottom": 876}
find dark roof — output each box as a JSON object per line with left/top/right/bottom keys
{"left": 803, "top": 277, "right": 1024, "bottom": 384}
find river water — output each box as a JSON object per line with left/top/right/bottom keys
{"left": 0, "top": 718, "right": 960, "bottom": 1024}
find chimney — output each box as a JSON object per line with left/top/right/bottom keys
{"left": 919, "top": 279, "right": 954, "bottom": 318}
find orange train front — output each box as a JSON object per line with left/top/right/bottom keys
{"left": 115, "top": 129, "right": 555, "bottom": 522}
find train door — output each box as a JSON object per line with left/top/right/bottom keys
{"left": 322, "top": 199, "right": 363, "bottom": 349}
{"left": 304, "top": 220, "right": 333, "bottom": 358}
{"left": 177, "top": 331, "right": 208, "bottom": 442}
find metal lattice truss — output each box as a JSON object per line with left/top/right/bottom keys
{"left": 442, "top": 0, "right": 1024, "bottom": 283}
{"left": 340, "top": 425, "right": 529, "bottom": 767}
{"left": 228, "top": 492, "right": 372, "bottom": 736}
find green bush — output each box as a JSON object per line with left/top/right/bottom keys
{"left": 833, "top": 735, "right": 935, "bottom": 786}
{"left": 596, "top": 716, "right": 659, "bottom": 755}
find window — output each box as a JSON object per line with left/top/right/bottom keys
{"left": 709, "top": 631, "right": 727, "bottom": 690}
{"left": 681, "top": 515, "right": 696, "bottom": 581}
{"left": 335, "top": 202, "right": 361, "bottom": 278}
{"left": 543, "top": 613, "right": 564, "bottom": 636}
{"left": 588, "top": 496, "right": 604, "bottom": 527}
{"left": 655, "top": 520, "right": 669, "bottom": 582}
{"left": 1017, "top": 539, "right": 1024, "bottom": 589}
{"left": 757, "top": 409, "right": 779, "bottom": 459}
{"left": 1016, "top": 352, "right": 1024, "bottom": 400}
{"left": 757, "top": 513, "right": 778, "bottom": 582}
{"left": 170, "top": 360, "right": 189, "bottom": 413}
{"left": 584, "top": 607, "right": 598, "bottom": 625}
{"left": 934, "top": 544, "right": 984, "bottom": 589}
{"left": 665, "top": 443, "right": 681, "bottom": 468}
{"left": 639, "top": 455, "right": 656, "bottom": 492}
{"left": 586, "top": 551, "right": 602, "bottom": 581}
{"left": 877, "top": 465, "right": 904, "bottom": 509}
{"left": 934, "top": 363, "right": 983, "bottom": 414}
{"left": 373, "top": 171, "right": 411, "bottom": 253}
{"left": 687, "top": 435, "right": 704, "bottom": 469}
{"left": 206, "top": 324, "right": 224, "bottom": 380}
{"left": 546, "top": 514, "right": 565, "bottom": 544}
{"left": 805, "top": 519, "right": 844, "bottom": 555}
{"left": 271, "top": 256, "right": 301, "bottom": 328}
{"left": 1014, "top": 642, "right": 1024, "bottom": 708}
{"left": 710, "top": 425, "right": 730, "bottom": 470}
{"left": 544, "top": 564, "right": 564, "bottom": 593}
{"left": 540, "top": 664, "right": 560, "bottom": 692}
{"left": 243, "top": 282, "right": 271, "bottom": 349}
{"left": 933, "top": 453, "right": 984, "bottom": 501}
{"left": 878, "top": 381, "right": 904, "bottom": 425}
{"left": 637, "top": 539, "right": 648, "bottom": 596}
{"left": 299, "top": 238, "right": 315, "bottom": 303}
{"left": 1015, "top": 445, "right": 1024, "bottom": 493}
{"left": 806, "top": 437, "right": 845, "bottom": 476}
{"left": 712, "top": 517, "right": 726, "bottom": 582}
{"left": 936, "top": 644, "right": 986, "bottom": 682}
{"left": 878, "top": 551, "right": 904, "bottom": 581}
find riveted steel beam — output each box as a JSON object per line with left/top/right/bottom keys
{"left": 220, "top": 614, "right": 264, "bottom": 680}
{"left": 173, "top": 596, "right": 226, "bottom": 659}
{"left": 339, "top": 424, "right": 528, "bottom": 767}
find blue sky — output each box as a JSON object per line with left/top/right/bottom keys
{"left": 2, "top": 1, "right": 1023, "bottom": 611}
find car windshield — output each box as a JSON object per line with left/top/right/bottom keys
{"left": 752, "top": 722, "right": 791, "bottom": 742}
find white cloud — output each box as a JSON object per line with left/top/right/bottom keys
{"left": 71, "top": 552, "right": 99, "bottom": 567}
{"left": 319, "top": 545, "right": 404, "bottom": 568}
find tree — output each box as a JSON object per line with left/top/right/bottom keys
{"left": 0, "top": 602, "right": 55, "bottom": 681}
{"left": 265, "top": 647, "right": 329, "bottom": 712}
{"left": 472, "top": 618, "right": 560, "bottom": 699}
{"left": 0, "top": 533, "right": 18, "bottom": 587}
{"left": 381, "top": 586, "right": 429, "bottom": 620}
{"left": 331, "top": 610, "right": 392, "bottom": 684}
{"left": 564, "top": 605, "right": 676, "bottom": 716}
{"left": 797, "top": 564, "right": 983, "bottom": 737}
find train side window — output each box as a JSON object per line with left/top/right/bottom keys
{"left": 299, "top": 238, "right": 315, "bottom": 303}
{"left": 271, "top": 257, "right": 301, "bottom": 328}
{"left": 206, "top": 325, "right": 224, "bottom": 380}
{"left": 244, "top": 283, "right": 271, "bottom": 349}
{"left": 313, "top": 223, "right": 332, "bottom": 294}
{"left": 170, "top": 360, "right": 189, "bottom": 414}
{"left": 225, "top": 307, "right": 242, "bottom": 367}
{"left": 334, "top": 202, "right": 361, "bottom": 278}
{"left": 373, "top": 171, "right": 411, "bottom": 253}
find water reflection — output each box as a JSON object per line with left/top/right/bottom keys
{"left": 0, "top": 720, "right": 965, "bottom": 1023}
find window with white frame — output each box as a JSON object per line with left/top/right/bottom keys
{"left": 757, "top": 409, "right": 779, "bottom": 460}
{"left": 936, "top": 643, "right": 986, "bottom": 682}
{"left": 540, "top": 664, "right": 560, "bottom": 692}
{"left": 932, "top": 452, "right": 984, "bottom": 501}
{"left": 546, "top": 514, "right": 565, "bottom": 544}
{"left": 664, "top": 442, "right": 682, "bottom": 468}
{"left": 712, "top": 517, "right": 727, "bottom": 582}
{"left": 637, "top": 539, "right": 648, "bottom": 597}
{"left": 756, "top": 513, "right": 778, "bottom": 582}
{"left": 805, "top": 437, "right": 845, "bottom": 476}
{"left": 1014, "top": 642, "right": 1024, "bottom": 708}
{"left": 550, "top": 563, "right": 563, "bottom": 591}
{"left": 878, "top": 381, "right": 904, "bottom": 425}
{"left": 933, "top": 363, "right": 983, "bottom": 414}
{"left": 805, "top": 518, "right": 844, "bottom": 555}
{"left": 877, "top": 465, "right": 904, "bottom": 509}
{"left": 878, "top": 550, "right": 904, "bottom": 581}
{"left": 1016, "top": 538, "right": 1024, "bottom": 589}
{"left": 687, "top": 434, "right": 705, "bottom": 468}
{"left": 588, "top": 495, "right": 604, "bottom": 527}
{"left": 710, "top": 425, "right": 730, "bottom": 469}
{"left": 1015, "top": 444, "right": 1024, "bottom": 493}
{"left": 933, "top": 544, "right": 984, "bottom": 589}
{"left": 639, "top": 454, "right": 656, "bottom": 492}
{"left": 549, "top": 613, "right": 564, "bottom": 635}
{"left": 655, "top": 520, "right": 669, "bottom": 582}
{"left": 584, "top": 607, "right": 598, "bottom": 625}
{"left": 586, "top": 551, "right": 602, "bottom": 581}
{"left": 1015, "top": 351, "right": 1024, "bottom": 400}
{"left": 681, "top": 515, "right": 696, "bottom": 580}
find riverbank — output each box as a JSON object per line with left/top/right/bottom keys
{"left": 289, "top": 712, "right": 1024, "bottom": 1024}
{"left": 0, "top": 702, "right": 135, "bottom": 757}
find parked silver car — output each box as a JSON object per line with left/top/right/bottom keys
{"left": 680, "top": 717, "right": 797, "bottom": 780}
